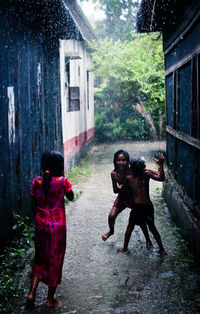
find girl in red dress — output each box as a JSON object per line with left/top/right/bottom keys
{"left": 26, "top": 151, "right": 74, "bottom": 309}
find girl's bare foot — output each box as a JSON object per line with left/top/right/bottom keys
{"left": 158, "top": 249, "right": 167, "bottom": 257}
{"left": 117, "top": 248, "right": 127, "bottom": 254}
{"left": 147, "top": 241, "right": 153, "bottom": 250}
{"left": 45, "top": 299, "right": 63, "bottom": 308}
{"left": 102, "top": 231, "right": 112, "bottom": 241}
{"left": 26, "top": 294, "right": 35, "bottom": 309}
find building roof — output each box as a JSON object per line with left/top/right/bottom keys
{"left": 136, "top": 0, "right": 200, "bottom": 34}
{"left": 64, "top": 0, "right": 96, "bottom": 41}
{"left": 1, "top": 0, "right": 95, "bottom": 41}
{"left": 136, "top": 0, "right": 174, "bottom": 33}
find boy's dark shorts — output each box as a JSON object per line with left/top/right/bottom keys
{"left": 129, "top": 201, "right": 154, "bottom": 226}
{"left": 113, "top": 196, "right": 132, "bottom": 213}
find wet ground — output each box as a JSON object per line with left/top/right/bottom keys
{"left": 22, "top": 142, "right": 200, "bottom": 313}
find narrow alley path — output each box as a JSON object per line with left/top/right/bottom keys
{"left": 23, "top": 142, "right": 200, "bottom": 313}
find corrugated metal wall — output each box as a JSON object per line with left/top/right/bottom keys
{"left": 0, "top": 6, "right": 63, "bottom": 242}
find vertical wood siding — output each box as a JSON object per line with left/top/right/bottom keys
{"left": 0, "top": 12, "right": 63, "bottom": 242}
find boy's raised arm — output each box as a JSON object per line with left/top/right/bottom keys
{"left": 150, "top": 152, "right": 165, "bottom": 181}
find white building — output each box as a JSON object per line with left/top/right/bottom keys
{"left": 61, "top": 0, "right": 95, "bottom": 170}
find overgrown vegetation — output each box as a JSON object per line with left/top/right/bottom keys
{"left": 83, "top": 0, "right": 165, "bottom": 142}
{"left": 173, "top": 227, "right": 194, "bottom": 264}
{"left": 65, "top": 191, "right": 83, "bottom": 206}
{"left": 65, "top": 154, "right": 91, "bottom": 204}
{"left": 0, "top": 213, "right": 34, "bottom": 313}
{"left": 153, "top": 187, "right": 194, "bottom": 265}
{"left": 66, "top": 154, "right": 92, "bottom": 185}
{"left": 90, "top": 34, "right": 165, "bottom": 143}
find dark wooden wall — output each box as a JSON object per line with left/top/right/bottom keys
{"left": 164, "top": 11, "right": 200, "bottom": 217}
{"left": 0, "top": 6, "right": 63, "bottom": 242}
{"left": 136, "top": 0, "right": 200, "bottom": 260}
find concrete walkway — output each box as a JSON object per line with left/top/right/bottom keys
{"left": 23, "top": 142, "right": 200, "bottom": 313}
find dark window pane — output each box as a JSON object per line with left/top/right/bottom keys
{"left": 195, "top": 149, "right": 200, "bottom": 206}
{"left": 69, "top": 86, "right": 80, "bottom": 111}
{"left": 166, "top": 74, "right": 174, "bottom": 127}
{"left": 178, "top": 63, "right": 191, "bottom": 134}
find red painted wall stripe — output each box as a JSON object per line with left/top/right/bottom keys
{"left": 63, "top": 127, "right": 94, "bottom": 159}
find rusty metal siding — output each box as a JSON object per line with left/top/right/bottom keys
{"left": 0, "top": 12, "right": 63, "bottom": 242}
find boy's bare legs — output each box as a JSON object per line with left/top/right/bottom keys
{"left": 140, "top": 223, "right": 153, "bottom": 250}
{"left": 118, "top": 223, "right": 135, "bottom": 254}
{"left": 148, "top": 221, "right": 166, "bottom": 255}
{"left": 102, "top": 206, "right": 119, "bottom": 241}
{"left": 46, "top": 286, "right": 62, "bottom": 308}
{"left": 26, "top": 276, "right": 40, "bottom": 307}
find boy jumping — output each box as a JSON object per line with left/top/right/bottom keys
{"left": 118, "top": 153, "right": 166, "bottom": 256}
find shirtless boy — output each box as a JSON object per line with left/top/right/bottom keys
{"left": 118, "top": 153, "right": 166, "bottom": 256}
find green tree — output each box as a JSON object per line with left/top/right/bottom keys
{"left": 94, "top": 78, "right": 149, "bottom": 142}
{"left": 90, "top": 34, "right": 165, "bottom": 141}
{"left": 80, "top": 0, "right": 140, "bottom": 40}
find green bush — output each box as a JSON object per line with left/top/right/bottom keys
{"left": 94, "top": 112, "right": 149, "bottom": 143}
{"left": 0, "top": 213, "right": 34, "bottom": 313}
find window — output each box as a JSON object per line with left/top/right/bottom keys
{"left": 69, "top": 87, "right": 80, "bottom": 111}
{"left": 166, "top": 56, "right": 200, "bottom": 138}
{"left": 191, "top": 54, "right": 200, "bottom": 139}
{"left": 87, "top": 70, "right": 89, "bottom": 109}
{"left": 65, "top": 57, "right": 80, "bottom": 112}
{"left": 178, "top": 62, "right": 191, "bottom": 135}
{"left": 65, "top": 57, "right": 70, "bottom": 87}
{"left": 166, "top": 74, "right": 174, "bottom": 128}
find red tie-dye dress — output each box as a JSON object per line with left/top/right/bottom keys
{"left": 30, "top": 176, "right": 72, "bottom": 287}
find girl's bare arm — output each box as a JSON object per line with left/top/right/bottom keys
{"left": 111, "top": 171, "right": 121, "bottom": 193}
{"left": 65, "top": 190, "right": 74, "bottom": 201}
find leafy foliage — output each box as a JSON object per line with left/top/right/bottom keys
{"left": 91, "top": 35, "right": 165, "bottom": 112}
{"left": 64, "top": 191, "right": 83, "bottom": 206}
{"left": 0, "top": 213, "right": 34, "bottom": 313}
{"left": 81, "top": 0, "right": 140, "bottom": 41}
{"left": 90, "top": 34, "right": 165, "bottom": 142}
{"left": 94, "top": 80, "right": 149, "bottom": 142}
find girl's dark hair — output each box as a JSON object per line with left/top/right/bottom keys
{"left": 130, "top": 157, "right": 146, "bottom": 177}
{"left": 113, "top": 149, "right": 130, "bottom": 170}
{"left": 41, "top": 151, "right": 64, "bottom": 197}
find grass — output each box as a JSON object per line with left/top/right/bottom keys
{"left": 66, "top": 154, "right": 92, "bottom": 186}
{"left": 65, "top": 191, "right": 83, "bottom": 206}
{"left": 152, "top": 187, "right": 194, "bottom": 265}
{"left": 65, "top": 154, "right": 92, "bottom": 205}
{"left": 172, "top": 227, "right": 194, "bottom": 264}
